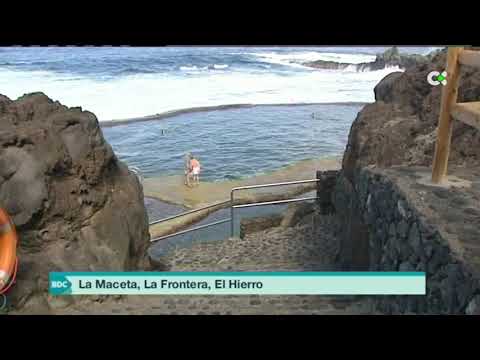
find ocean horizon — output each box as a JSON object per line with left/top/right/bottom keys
{"left": 0, "top": 46, "right": 437, "bottom": 121}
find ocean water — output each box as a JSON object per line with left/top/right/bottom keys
{"left": 0, "top": 46, "right": 437, "bottom": 121}
{"left": 1, "top": 46, "right": 437, "bottom": 183}
{"left": 102, "top": 103, "right": 363, "bottom": 181}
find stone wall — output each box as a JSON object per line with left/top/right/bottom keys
{"left": 330, "top": 166, "right": 480, "bottom": 314}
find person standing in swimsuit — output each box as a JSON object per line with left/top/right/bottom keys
{"left": 189, "top": 156, "right": 201, "bottom": 187}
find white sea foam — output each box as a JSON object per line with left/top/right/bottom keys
{"left": 180, "top": 65, "right": 199, "bottom": 71}
{"left": 0, "top": 62, "right": 402, "bottom": 121}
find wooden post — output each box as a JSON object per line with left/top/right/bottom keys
{"left": 431, "top": 47, "right": 463, "bottom": 184}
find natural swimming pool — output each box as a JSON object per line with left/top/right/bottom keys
{"left": 102, "top": 103, "right": 364, "bottom": 182}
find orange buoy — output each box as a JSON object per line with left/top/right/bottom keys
{"left": 0, "top": 208, "right": 18, "bottom": 294}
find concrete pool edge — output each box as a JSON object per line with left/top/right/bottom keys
{"left": 100, "top": 102, "right": 369, "bottom": 127}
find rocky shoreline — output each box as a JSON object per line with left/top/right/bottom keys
{"left": 303, "top": 46, "right": 438, "bottom": 71}
{"left": 342, "top": 48, "right": 480, "bottom": 173}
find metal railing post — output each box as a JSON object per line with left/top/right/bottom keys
{"left": 230, "top": 189, "right": 235, "bottom": 238}
{"left": 228, "top": 179, "right": 319, "bottom": 238}
{"left": 149, "top": 178, "right": 320, "bottom": 243}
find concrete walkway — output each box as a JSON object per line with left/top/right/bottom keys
{"left": 143, "top": 157, "right": 340, "bottom": 208}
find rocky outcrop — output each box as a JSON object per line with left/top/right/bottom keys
{"left": 304, "top": 46, "right": 434, "bottom": 71}
{"left": 0, "top": 93, "right": 150, "bottom": 312}
{"left": 304, "top": 60, "right": 353, "bottom": 70}
{"left": 327, "top": 47, "right": 480, "bottom": 314}
{"left": 342, "top": 48, "right": 480, "bottom": 182}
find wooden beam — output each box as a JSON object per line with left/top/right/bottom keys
{"left": 431, "top": 47, "right": 463, "bottom": 184}
{"left": 451, "top": 102, "right": 480, "bottom": 130}
{"left": 458, "top": 50, "right": 480, "bottom": 68}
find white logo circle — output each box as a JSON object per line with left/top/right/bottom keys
{"left": 427, "top": 71, "right": 448, "bottom": 86}
{"left": 427, "top": 71, "right": 440, "bottom": 86}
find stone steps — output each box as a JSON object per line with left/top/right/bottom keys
{"left": 42, "top": 214, "right": 374, "bottom": 315}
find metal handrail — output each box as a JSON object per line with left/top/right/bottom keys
{"left": 231, "top": 178, "right": 319, "bottom": 192}
{"left": 149, "top": 199, "right": 230, "bottom": 226}
{"left": 148, "top": 178, "right": 319, "bottom": 243}
{"left": 150, "top": 217, "right": 231, "bottom": 243}
{"left": 232, "top": 196, "right": 317, "bottom": 209}
{"left": 230, "top": 178, "right": 319, "bottom": 237}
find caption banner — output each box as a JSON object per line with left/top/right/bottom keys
{"left": 49, "top": 272, "right": 426, "bottom": 296}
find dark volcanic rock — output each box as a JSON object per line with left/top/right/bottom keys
{"left": 373, "top": 72, "right": 403, "bottom": 102}
{"left": 0, "top": 93, "right": 150, "bottom": 312}
{"left": 342, "top": 49, "right": 480, "bottom": 180}
{"left": 305, "top": 60, "right": 351, "bottom": 70}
